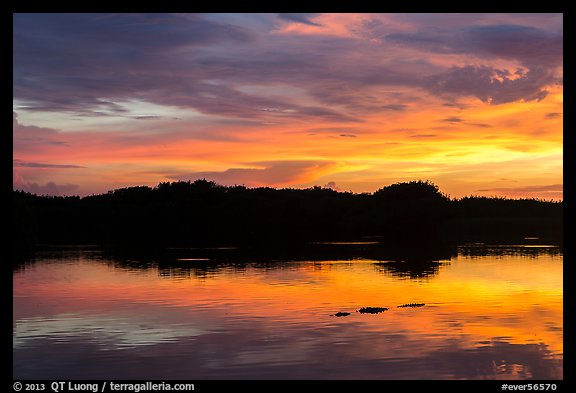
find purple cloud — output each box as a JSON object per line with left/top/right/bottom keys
{"left": 13, "top": 13, "right": 257, "bottom": 116}
{"left": 425, "top": 65, "right": 554, "bottom": 104}
{"left": 13, "top": 159, "right": 85, "bottom": 169}
{"left": 387, "top": 23, "right": 562, "bottom": 104}
{"left": 14, "top": 180, "right": 80, "bottom": 196}
{"left": 323, "top": 181, "right": 340, "bottom": 191}
{"left": 462, "top": 24, "right": 562, "bottom": 67}
{"left": 387, "top": 24, "right": 562, "bottom": 68}
{"left": 277, "top": 14, "right": 321, "bottom": 26}
{"left": 381, "top": 104, "right": 408, "bottom": 111}
{"left": 13, "top": 13, "right": 563, "bottom": 130}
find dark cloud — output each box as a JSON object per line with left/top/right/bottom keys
{"left": 439, "top": 117, "right": 491, "bottom": 128}
{"left": 277, "top": 13, "right": 321, "bottom": 26}
{"left": 13, "top": 13, "right": 258, "bottom": 117}
{"left": 425, "top": 65, "right": 554, "bottom": 104}
{"left": 14, "top": 13, "right": 255, "bottom": 55}
{"left": 462, "top": 24, "right": 563, "bottom": 67}
{"left": 8, "top": 13, "right": 424, "bottom": 121}
{"left": 387, "top": 24, "right": 562, "bottom": 68}
{"left": 411, "top": 134, "right": 437, "bottom": 138}
{"left": 339, "top": 134, "right": 357, "bottom": 138}
{"left": 14, "top": 15, "right": 359, "bottom": 123}
{"left": 544, "top": 112, "right": 562, "bottom": 119}
{"left": 387, "top": 23, "right": 562, "bottom": 104}
{"left": 305, "top": 127, "right": 361, "bottom": 136}
{"left": 13, "top": 159, "right": 85, "bottom": 169}
{"left": 465, "top": 122, "right": 492, "bottom": 128}
{"left": 132, "top": 115, "right": 181, "bottom": 121}
{"left": 381, "top": 104, "right": 408, "bottom": 111}
{"left": 133, "top": 116, "right": 164, "bottom": 121}
{"left": 441, "top": 117, "right": 463, "bottom": 123}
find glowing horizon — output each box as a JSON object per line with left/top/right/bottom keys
{"left": 13, "top": 13, "right": 563, "bottom": 200}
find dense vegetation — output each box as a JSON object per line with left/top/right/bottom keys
{"left": 13, "top": 180, "right": 563, "bottom": 257}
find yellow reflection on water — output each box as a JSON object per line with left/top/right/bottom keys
{"left": 156, "top": 252, "right": 562, "bottom": 358}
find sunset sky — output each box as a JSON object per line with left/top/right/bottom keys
{"left": 13, "top": 13, "right": 563, "bottom": 199}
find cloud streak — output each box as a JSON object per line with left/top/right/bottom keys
{"left": 477, "top": 184, "right": 563, "bottom": 199}
{"left": 544, "top": 112, "right": 562, "bottom": 120}
{"left": 13, "top": 160, "right": 85, "bottom": 169}
{"left": 277, "top": 14, "right": 322, "bottom": 26}
{"left": 387, "top": 23, "right": 563, "bottom": 67}
{"left": 169, "top": 160, "right": 344, "bottom": 188}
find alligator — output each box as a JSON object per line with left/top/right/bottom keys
{"left": 331, "top": 304, "right": 425, "bottom": 316}
{"left": 357, "top": 307, "right": 389, "bottom": 314}
{"left": 397, "top": 303, "right": 425, "bottom": 308}
{"left": 331, "top": 312, "right": 352, "bottom": 317}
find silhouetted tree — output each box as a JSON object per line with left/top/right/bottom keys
{"left": 13, "top": 191, "right": 38, "bottom": 259}
{"left": 11, "top": 180, "right": 562, "bottom": 258}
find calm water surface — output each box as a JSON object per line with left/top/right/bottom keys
{"left": 13, "top": 245, "right": 563, "bottom": 379}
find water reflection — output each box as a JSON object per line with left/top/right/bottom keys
{"left": 13, "top": 321, "right": 562, "bottom": 380}
{"left": 14, "top": 243, "right": 562, "bottom": 281}
{"left": 94, "top": 242, "right": 458, "bottom": 280}
{"left": 458, "top": 244, "right": 563, "bottom": 258}
{"left": 13, "top": 244, "right": 562, "bottom": 379}
{"left": 374, "top": 260, "right": 445, "bottom": 279}
{"left": 14, "top": 313, "right": 203, "bottom": 350}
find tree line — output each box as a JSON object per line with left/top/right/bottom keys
{"left": 13, "top": 180, "right": 563, "bottom": 257}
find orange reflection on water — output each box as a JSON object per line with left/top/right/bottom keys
{"left": 13, "top": 249, "right": 562, "bottom": 379}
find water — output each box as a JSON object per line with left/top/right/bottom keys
{"left": 13, "top": 245, "right": 563, "bottom": 380}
